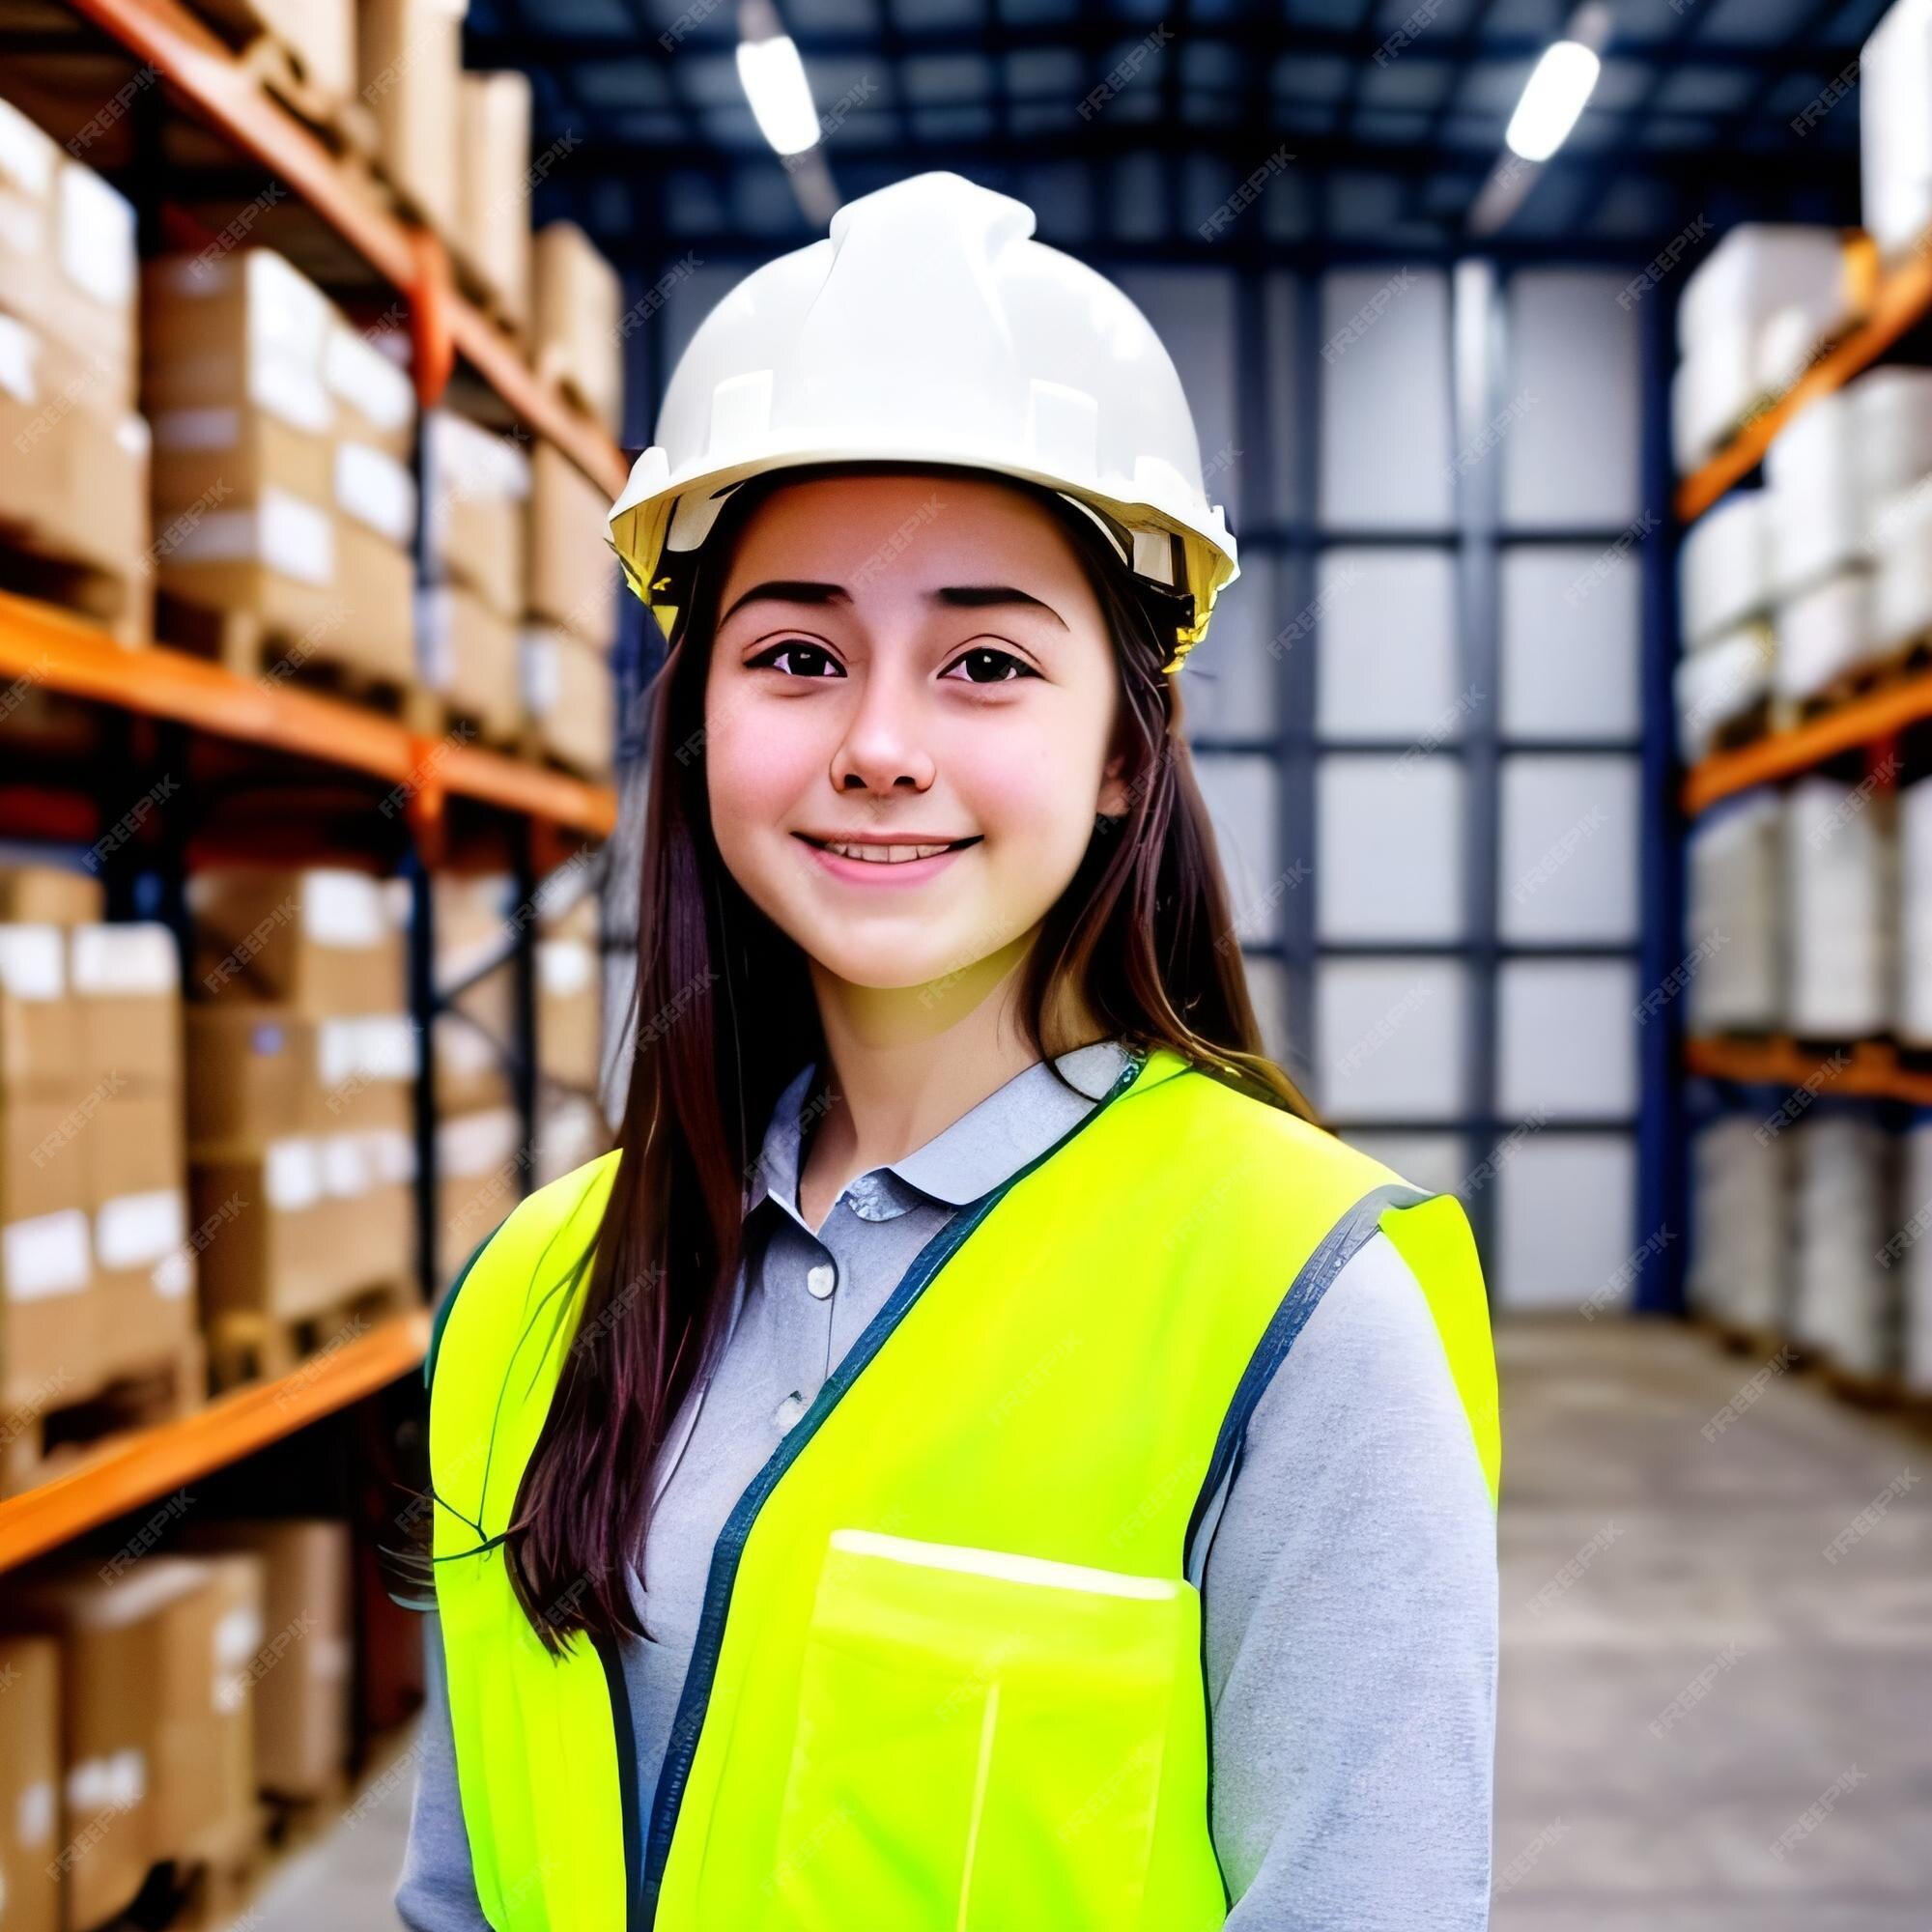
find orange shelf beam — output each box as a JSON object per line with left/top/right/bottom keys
{"left": 1685, "top": 1035, "right": 1932, "bottom": 1107}
{"left": 64, "top": 0, "right": 629, "bottom": 492}
{"left": 0, "top": 589, "right": 617, "bottom": 836}
{"left": 1682, "top": 668, "right": 1932, "bottom": 815}
{"left": 0, "top": 1312, "right": 429, "bottom": 1574}
{"left": 1677, "top": 237, "right": 1932, "bottom": 525}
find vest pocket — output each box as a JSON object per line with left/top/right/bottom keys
{"left": 763, "top": 1528, "right": 1210, "bottom": 1930}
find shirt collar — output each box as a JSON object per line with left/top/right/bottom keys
{"left": 743, "top": 1037, "right": 1138, "bottom": 1230}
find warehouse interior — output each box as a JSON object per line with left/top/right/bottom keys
{"left": 0, "top": 0, "right": 1928, "bottom": 1926}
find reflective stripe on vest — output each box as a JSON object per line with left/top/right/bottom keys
{"left": 429, "top": 1044, "right": 1499, "bottom": 1930}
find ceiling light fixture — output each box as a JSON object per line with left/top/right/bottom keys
{"left": 1505, "top": 40, "right": 1603, "bottom": 162}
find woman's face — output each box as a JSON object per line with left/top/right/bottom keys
{"left": 703, "top": 470, "right": 1131, "bottom": 994}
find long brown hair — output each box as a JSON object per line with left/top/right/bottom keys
{"left": 503, "top": 460, "right": 1315, "bottom": 1651}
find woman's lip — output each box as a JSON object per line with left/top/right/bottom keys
{"left": 795, "top": 835, "right": 978, "bottom": 885}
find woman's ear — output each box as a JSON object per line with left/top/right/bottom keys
{"left": 1097, "top": 752, "right": 1133, "bottom": 822}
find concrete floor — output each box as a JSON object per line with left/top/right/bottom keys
{"left": 1493, "top": 1316, "right": 1932, "bottom": 1932}
{"left": 242, "top": 1315, "right": 1932, "bottom": 1929}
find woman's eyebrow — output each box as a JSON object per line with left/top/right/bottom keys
{"left": 721, "top": 580, "right": 1068, "bottom": 629}
{"left": 928, "top": 584, "right": 1068, "bottom": 628}
{"left": 720, "top": 579, "right": 849, "bottom": 626}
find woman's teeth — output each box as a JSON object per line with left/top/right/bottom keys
{"left": 822, "top": 840, "right": 957, "bottom": 864}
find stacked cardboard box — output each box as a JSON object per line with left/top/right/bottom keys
{"left": 191, "top": 0, "right": 356, "bottom": 111}
{"left": 0, "top": 95, "right": 149, "bottom": 638}
{"left": 523, "top": 441, "right": 617, "bottom": 781}
{"left": 144, "top": 249, "right": 418, "bottom": 689}
{"left": 0, "top": 1632, "right": 58, "bottom": 1932}
{"left": 180, "top": 1519, "right": 353, "bottom": 1800}
{"left": 358, "top": 0, "right": 467, "bottom": 239}
{"left": 186, "top": 867, "right": 416, "bottom": 1333}
{"left": 455, "top": 71, "right": 533, "bottom": 327}
{"left": 531, "top": 221, "right": 623, "bottom": 435}
{"left": 0, "top": 867, "right": 194, "bottom": 1458}
{"left": 2, "top": 1554, "right": 266, "bottom": 1931}
{"left": 421, "top": 412, "right": 526, "bottom": 742}
{"left": 72, "top": 918, "right": 198, "bottom": 1386}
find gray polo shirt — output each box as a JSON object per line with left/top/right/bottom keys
{"left": 398, "top": 1039, "right": 1496, "bottom": 1930}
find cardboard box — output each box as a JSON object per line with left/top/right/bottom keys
{"left": 0, "top": 863, "right": 102, "bottom": 924}
{"left": 150, "top": 396, "right": 333, "bottom": 513}
{"left": 88, "top": 1088, "right": 194, "bottom": 1378}
{"left": 193, "top": 1133, "right": 412, "bottom": 1322}
{"left": 0, "top": 1091, "right": 96, "bottom": 1411}
{"left": 423, "top": 411, "right": 527, "bottom": 619}
{"left": 0, "top": 95, "right": 58, "bottom": 335}
{"left": 192, "top": 1144, "right": 348, "bottom": 1322}
{"left": 1, "top": 1560, "right": 217, "bottom": 1932}
{"left": 456, "top": 71, "right": 531, "bottom": 328}
{"left": 188, "top": 867, "right": 405, "bottom": 1017}
{"left": 0, "top": 1633, "right": 59, "bottom": 1932}
{"left": 187, "top": 1008, "right": 415, "bottom": 1151}
{"left": 526, "top": 441, "right": 617, "bottom": 647}
{"left": 192, "top": 0, "right": 355, "bottom": 101}
{"left": 418, "top": 583, "right": 521, "bottom": 742}
{"left": 0, "top": 314, "right": 64, "bottom": 539}
{"left": 57, "top": 384, "right": 149, "bottom": 582}
{"left": 357, "top": 0, "right": 464, "bottom": 240}
{"left": 142, "top": 250, "right": 337, "bottom": 428}
{"left": 323, "top": 320, "right": 414, "bottom": 460}
{"left": 49, "top": 157, "right": 136, "bottom": 410}
{"left": 178, "top": 1520, "right": 351, "bottom": 1799}
{"left": 151, "top": 1552, "right": 265, "bottom": 1862}
{"left": 310, "top": 1013, "right": 416, "bottom": 1135}
{"left": 438, "top": 1105, "right": 521, "bottom": 1261}
{"left": 156, "top": 485, "right": 338, "bottom": 643}
{"left": 71, "top": 922, "right": 181, "bottom": 1092}
{"left": 0, "top": 322, "right": 149, "bottom": 587}
{"left": 537, "top": 937, "right": 599, "bottom": 1092}
{"left": 523, "top": 624, "right": 614, "bottom": 781}
{"left": 327, "top": 515, "right": 415, "bottom": 683}
{"left": 0, "top": 924, "right": 82, "bottom": 1099}
{"left": 531, "top": 222, "right": 622, "bottom": 434}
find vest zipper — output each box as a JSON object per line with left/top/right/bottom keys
{"left": 635, "top": 1041, "right": 1157, "bottom": 1924}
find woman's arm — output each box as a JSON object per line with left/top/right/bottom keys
{"left": 1202, "top": 1230, "right": 1498, "bottom": 1931}
{"left": 395, "top": 1610, "right": 492, "bottom": 1932}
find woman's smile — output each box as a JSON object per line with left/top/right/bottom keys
{"left": 794, "top": 830, "right": 983, "bottom": 884}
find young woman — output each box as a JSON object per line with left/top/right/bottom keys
{"left": 398, "top": 172, "right": 1498, "bottom": 1932}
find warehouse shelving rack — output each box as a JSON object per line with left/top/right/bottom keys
{"left": 0, "top": 0, "right": 628, "bottom": 1566}
{"left": 1674, "top": 222, "right": 1932, "bottom": 1384}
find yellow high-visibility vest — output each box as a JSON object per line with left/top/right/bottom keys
{"left": 428, "top": 1042, "right": 1498, "bottom": 1928}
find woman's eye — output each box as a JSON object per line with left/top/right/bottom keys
{"left": 748, "top": 640, "right": 844, "bottom": 678}
{"left": 942, "top": 646, "right": 1039, "bottom": 685}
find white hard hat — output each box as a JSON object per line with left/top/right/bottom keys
{"left": 608, "top": 170, "right": 1239, "bottom": 674}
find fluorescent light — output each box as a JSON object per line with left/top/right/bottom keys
{"left": 1504, "top": 41, "right": 1601, "bottom": 162}
{"left": 737, "top": 34, "right": 821, "bottom": 156}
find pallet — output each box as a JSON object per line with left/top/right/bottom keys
{"left": 130, "top": 1804, "right": 270, "bottom": 1932}
{"left": 206, "top": 1278, "right": 417, "bottom": 1391}
{"left": 0, "top": 1335, "right": 207, "bottom": 1498}
{"left": 0, "top": 528, "right": 150, "bottom": 646}
{"left": 158, "top": 589, "right": 433, "bottom": 727}
{"left": 514, "top": 719, "right": 612, "bottom": 784}
{"left": 1772, "top": 635, "right": 1932, "bottom": 733}
{"left": 531, "top": 341, "right": 617, "bottom": 435}
{"left": 235, "top": 31, "right": 377, "bottom": 160}
{"left": 1690, "top": 1311, "right": 1798, "bottom": 1363}
{"left": 429, "top": 691, "right": 525, "bottom": 755}
{"left": 1706, "top": 695, "right": 1774, "bottom": 755}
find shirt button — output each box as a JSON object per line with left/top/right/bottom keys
{"left": 806, "top": 1261, "right": 836, "bottom": 1300}
{"left": 773, "top": 1390, "right": 808, "bottom": 1431}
